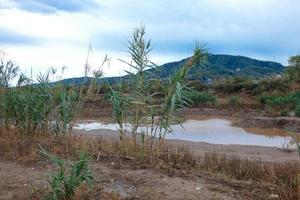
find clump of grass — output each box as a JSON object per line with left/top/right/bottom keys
{"left": 199, "top": 153, "right": 300, "bottom": 200}
{"left": 0, "top": 70, "right": 82, "bottom": 136}
{"left": 182, "top": 90, "right": 216, "bottom": 107}
{"left": 295, "top": 104, "right": 300, "bottom": 117}
{"left": 227, "top": 95, "right": 240, "bottom": 106}
{"left": 0, "top": 52, "right": 19, "bottom": 88}
{"left": 40, "top": 146, "right": 93, "bottom": 200}
{"left": 258, "top": 91, "right": 300, "bottom": 116}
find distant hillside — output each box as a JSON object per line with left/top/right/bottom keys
{"left": 55, "top": 54, "right": 284, "bottom": 86}
{"left": 152, "top": 54, "right": 284, "bottom": 80}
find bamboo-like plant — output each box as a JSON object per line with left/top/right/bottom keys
{"left": 0, "top": 68, "right": 81, "bottom": 136}
{"left": 0, "top": 53, "right": 19, "bottom": 88}
{"left": 39, "top": 146, "right": 93, "bottom": 200}
{"left": 53, "top": 87, "right": 80, "bottom": 135}
{"left": 110, "top": 25, "right": 207, "bottom": 151}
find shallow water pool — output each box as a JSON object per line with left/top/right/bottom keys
{"left": 74, "top": 119, "right": 294, "bottom": 148}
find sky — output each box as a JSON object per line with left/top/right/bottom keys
{"left": 0, "top": 0, "right": 299, "bottom": 80}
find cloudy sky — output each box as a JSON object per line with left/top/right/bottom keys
{"left": 0, "top": 0, "right": 299, "bottom": 79}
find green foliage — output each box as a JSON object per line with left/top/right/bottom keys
{"left": 109, "top": 89, "right": 129, "bottom": 141}
{"left": 295, "top": 104, "right": 300, "bottom": 117}
{"left": 280, "top": 110, "right": 289, "bottom": 117}
{"left": 183, "top": 90, "right": 216, "bottom": 107}
{"left": 147, "top": 53, "right": 283, "bottom": 81}
{"left": 0, "top": 53, "right": 19, "bottom": 88}
{"left": 110, "top": 26, "right": 207, "bottom": 144}
{"left": 262, "top": 92, "right": 300, "bottom": 107}
{"left": 285, "top": 55, "right": 300, "bottom": 83}
{"left": 254, "top": 78, "right": 289, "bottom": 95}
{"left": 40, "top": 147, "right": 93, "bottom": 200}
{"left": 213, "top": 77, "right": 256, "bottom": 93}
{"left": 259, "top": 92, "right": 300, "bottom": 116}
{"left": 228, "top": 95, "right": 240, "bottom": 106}
{"left": 53, "top": 88, "right": 80, "bottom": 135}
{"left": 0, "top": 71, "right": 81, "bottom": 135}
{"left": 0, "top": 75, "right": 52, "bottom": 133}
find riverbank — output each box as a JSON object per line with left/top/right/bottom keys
{"left": 181, "top": 108, "right": 300, "bottom": 133}
{"left": 77, "top": 107, "right": 300, "bottom": 134}
{"left": 75, "top": 128, "right": 298, "bottom": 162}
{"left": 0, "top": 127, "right": 299, "bottom": 200}
{"left": 1, "top": 107, "right": 299, "bottom": 200}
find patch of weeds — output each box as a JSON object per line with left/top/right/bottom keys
{"left": 39, "top": 146, "right": 93, "bottom": 200}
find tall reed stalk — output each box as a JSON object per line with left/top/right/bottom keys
{"left": 0, "top": 68, "right": 81, "bottom": 136}
{"left": 110, "top": 26, "right": 207, "bottom": 154}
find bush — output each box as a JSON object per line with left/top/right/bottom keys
{"left": 0, "top": 77, "right": 81, "bottom": 135}
{"left": 183, "top": 90, "right": 217, "bottom": 107}
{"left": 228, "top": 95, "right": 240, "bottom": 106}
{"left": 254, "top": 78, "right": 289, "bottom": 95}
{"left": 280, "top": 109, "right": 289, "bottom": 117}
{"left": 259, "top": 92, "right": 300, "bottom": 107}
{"left": 40, "top": 147, "right": 93, "bottom": 200}
{"left": 213, "top": 77, "right": 257, "bottom": 93}
{"left": 295, "top": 104, "right": 300, "bottom": 117}
{"left": 258, "top": 92, "right": 300, "bottom": 116}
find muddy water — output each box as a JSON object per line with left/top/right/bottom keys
{"left": 74, "top": 119, "right": 295, "bottom": 148}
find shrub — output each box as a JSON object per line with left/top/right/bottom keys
{"left": 0, "top": 53, "right": 19, "bottom": 87}
{"left": 280, "top": 110, "right": 289, "bottom": 117}
{"left": 0, "top": 74, "right": 81, "bottom": 135}
{"left": 254, "top": 78, "right": 289, "bottom": 95}
{"left": 259, "top": 92, "right": 300, "bottom": 115}
{"left": 213, "top": 77, "right": 257, "bottom": 93}
{"left": 40, "top": 147, "right": 93, "bottom": 200}
{"left": 295, "top": 104, "right": 300, "bottom": 117}
{"left": 183, "top": 90, "right": 216, "bottom": 107}
{"left": 228, "top": 95, "right": 240, "bottom": 106}
{"left": 258, "top": 93, "right": 271, "bottom": 104}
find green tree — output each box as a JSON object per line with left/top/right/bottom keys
{"left": 285, "top": 55, "right": 300, "bottom": 83}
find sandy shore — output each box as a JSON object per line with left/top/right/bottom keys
{"left": 74, "top": 128, "right": 299, "bottom": 162}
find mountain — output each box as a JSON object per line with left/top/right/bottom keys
{"left": 151, "top": 54, "right": 284, "bottom": 80}
{"left": 55, "top": 54, "right": 284, "bottom": 86}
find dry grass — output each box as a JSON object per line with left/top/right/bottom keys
{"left": 0, "top": 129, "right": 299, "bottom": 200}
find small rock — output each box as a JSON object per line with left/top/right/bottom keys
{"left": 269, "top": 194, "right": 279, "bottom": 199}
{"left": 195, "top": 187, "right": 201, "bottom": 190}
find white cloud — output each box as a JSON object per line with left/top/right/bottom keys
{"left": 0, "top": 0, "right": 299, "bottom": 78}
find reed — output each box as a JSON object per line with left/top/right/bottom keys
{"left": 0, "top": 70, "right": 81, "bottom": 136}
{"left": 109, "top": 26, "right": 207, "bottom": 155}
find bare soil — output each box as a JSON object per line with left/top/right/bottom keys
{"left": 0, "top": 155, "right": 274, "bottom": 200}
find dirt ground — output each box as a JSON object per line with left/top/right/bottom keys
{"left": 1, "top": 125, "right": 297, "bottom": 199}
{"left": 0, "top": 155, "right": 273, "bottom": 200}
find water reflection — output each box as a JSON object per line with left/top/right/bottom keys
{"left": 74, "top": 119, "right": 295, "bottom": 148}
